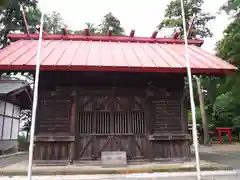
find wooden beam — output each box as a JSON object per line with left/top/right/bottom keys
{"left": 69, "top": 90, "right": 77, "bottom": 163}
{"left": 187, "top": 15, "right": 197, "bottom": 39}
{"left": 93, "top": 136, "right": 113, "bottom": 159}
{"left": 143, "top": 94, "right": 154, "bottom": 161}
{"left": 79, "top": 136, "right": 93, "bottom": 158}
{"left": 19, "top": 3, "right": 30, "bottom": 35}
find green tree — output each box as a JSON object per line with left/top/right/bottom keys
{"left": 0, "top": 0, "right": 38, "bottom": 47}
{"left": 43, "top": 11, "right": 65, "bottom": 34}
{"left": 74, "top": 22, "right": 98, "bottom": 35}
{"left": 98, "top": 12, "right": 125, "bottom": 36}
{"left": 159, "top": 0, "right": 215, "bottom": 38}
{"left": 26, "top": 9, "right": 66, "bottom": 34}
{"left": 215, "top": 17, "right": 240, "bottom": 99}
{"left": 161, "top": 0, "right": 215, "bottom": 144}
{"left": 25, "top": 7, "right": 41, "bottom": 33}
{"left": 0, "top": 3, "right": 66, "bottom": 48}
{"left": 21, "top": 110, "right": 32, "bottom": 140}
{"left": 213, "top": 6, "right": 240, "bottom": 132}
{"left": 0, "top": 0, "right": 14, "bottom": 8}
{"left": 221, "top": 0, "right": 240, "bottom": 15}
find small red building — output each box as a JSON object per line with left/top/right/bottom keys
{"left": 0, "top": 33, "right": 236, "bottom": 163}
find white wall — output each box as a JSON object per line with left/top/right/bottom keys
{"left": 0, "top": 100, "right": 20, "bottom": 141}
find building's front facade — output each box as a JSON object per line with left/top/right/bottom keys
{"left": 0, "top": 33, "right": 236, "bottom": 163}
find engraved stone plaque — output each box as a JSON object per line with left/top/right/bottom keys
{"left": 101, "top": 151, "right": 127, "bottom": 167}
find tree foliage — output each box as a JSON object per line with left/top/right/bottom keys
{"left": 213, "top": 16, "right": 240, "bottom": 130}
{"left": 162, "top": 0, "right": 240, "bottom": 137}
{"left": 0, "top": 0, "right": 67, "bottom": 48}
{"left": 98, "top": 12, "right": 125, "bottom": 36}
{"left": 159, "top": 0, "right": 215, "bottom": 38}
{"left": 193, "top": 0, "right": 240, "bottom": 134}
{"left": 25, "top": 9, "right": 65, "bottom": 34}
{"left": 74, "top": 22, "right": 98, "bottom": 35}
{"left": 20, "top": 110, "right": 31, "bottom": 140}
{"left": 43, "top": 11, "right": 65, "bottom": 34}
{"left": 0, "top": 0, "right": 38, "bottom": 47}
{"left": 221, "top": 0, "right": 240, "bottom": 16}
{"left": 74, "top": 13, "right": 125, "bottom": 36}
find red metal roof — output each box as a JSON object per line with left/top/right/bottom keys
{"left": 0, "top": 34, "right": 236, "bottom": 75}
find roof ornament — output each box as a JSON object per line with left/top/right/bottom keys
{"left": 84, "top": 28, "right": 90, "bottom": 36}
{"left": 151, "top": 29, "right": 159, "bottom": 38}
{"left": 36, "top": 25, "right": 47, "bottom": 35}
{"left": 61, "top": 25, "right": 68, "bottom": 35}
{"left": 108, "top": 26, "right": 113, "bottom": 36}
{"left": 36, "top": 24, "right": 40, "bottom": 32}
{"left": 172, "top": 27, "right": 182, "bottom": 39}
{"left": 129, "top": 29, "right": 135, "bottom": 37}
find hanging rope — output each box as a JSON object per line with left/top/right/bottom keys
{"left": 180, "top": 0, "right": 201, "bottom": 179}
{"left": 27, "top": 7, "right": 45, "bottom": 180}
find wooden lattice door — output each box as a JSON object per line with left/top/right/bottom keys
{"left": 76, "top": 89, "right": 147, "bottom": 160}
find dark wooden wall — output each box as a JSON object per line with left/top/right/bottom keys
{"left": 33, "top": 71, "right": 190, "bottom": 162}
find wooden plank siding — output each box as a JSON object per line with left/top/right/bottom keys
{"left": 33, "top": 72, "right": 190, "bottom": 162}
{"left": 34, "top": 89, "right": 73, "bottom": 162}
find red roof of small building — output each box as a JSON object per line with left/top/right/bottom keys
{"left": 0, "top": 34, "right": 236, "bottom": 75}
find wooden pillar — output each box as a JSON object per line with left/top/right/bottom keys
{"left": 70, "top": 90, "right": 77, "bottom": 163}
{"left": 144, "top": 95, "right": 154, "bottom": 161}
{"left": 128, "top": 95, "right": 135, "bottom": 159}
{"left": 180, "top": 92, "right": 188, "bottom": 133}
{"left": 145, "top": 89, "right": 154, "bottom": 161}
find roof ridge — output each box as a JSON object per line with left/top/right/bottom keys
{"left": 7, "top": 33, "right": 204, "bottom": 46}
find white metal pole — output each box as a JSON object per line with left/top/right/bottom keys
{"left": 27, "top": 9, "right": 45, "bottom": 180}
{"left": 180, "top": 0, "right": 201, "bottom": 180}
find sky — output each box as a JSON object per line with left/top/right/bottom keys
{"left": 38, "top": 0, "right": 231, "bottom": 53}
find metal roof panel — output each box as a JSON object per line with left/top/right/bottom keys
{"left": 0, "top": 39, "right": 237, "bottom": 75}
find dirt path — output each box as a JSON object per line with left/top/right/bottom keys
{"left": 198, "top": 144, "right": 240, "bottom": 169}
{"left": 0, "top": 152, "right": 28, "bottom": 168}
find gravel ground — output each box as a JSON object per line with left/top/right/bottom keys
{"left": 1, "top": 145, "right": 240, "bottom": 180}
{"left": 0, "top": 171, "right": 238, "bottom": 180}
{"left": 0, "top": 152, "right": 28, "bottom": 168}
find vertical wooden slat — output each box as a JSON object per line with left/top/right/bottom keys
{"left": 70, "top": 90, "right": 76, "bottom": 163}
{"left": 110, "top": 91, "right": 114, "bottom": 134}
{"left": 92, "top": 95, "right": 97, "bottom": 159}
{"left": 181, "top": 93, "right": 188, "bottom": 133}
